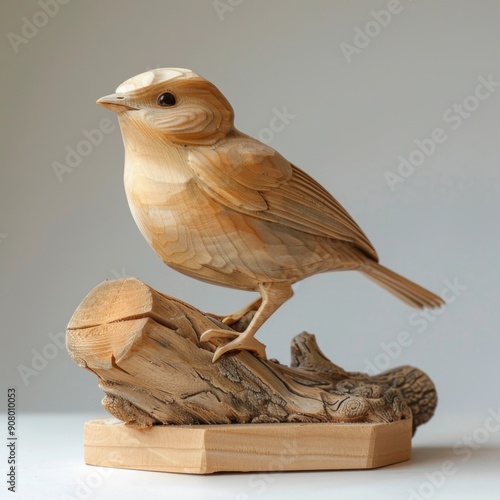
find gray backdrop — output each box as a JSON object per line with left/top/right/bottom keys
{"left": 1, "top": 0, "right": 498, "bottom": 420}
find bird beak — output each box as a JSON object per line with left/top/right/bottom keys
{"left": 96, "top": 94, "right": 138, "bottom": 112}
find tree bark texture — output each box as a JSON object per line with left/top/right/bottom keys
{"left": 66, "top": 278, "right": 436, "bottom": 434}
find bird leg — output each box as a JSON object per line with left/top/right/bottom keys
{"left": 205, "top": 297, "right": 262, "bottom": 329}
{"left": 200, "top": 283, "right": 293, "bottom": 362}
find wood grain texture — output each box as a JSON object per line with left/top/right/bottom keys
{"left": 97, "top": 68, "right": 444, "bottom": 361}
{"left": 66, "top": 278, "right": 436, "bottom": 433}
{"left": 83, "top": 417, "right": 412, "bottom": 473}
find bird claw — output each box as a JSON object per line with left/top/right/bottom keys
{"left": 204, "top": 311, "right": 253, "bottom": 328}
{"left": 221, "top": 313, "right": 243, "bottom": 326}
{"left": 200, "top": 328, "right": 267, "bottom": 362}
{"left": 212, "top": 337, "right": 267, "bottom": 362}
{"left": 204, "top": 298, "right": 262, "bottom": 328}
{"left": 203, "top": 312, "right": 228, "bottom": 323}
{"left": 200, "top": 328, "right": 238, "bottom": 342}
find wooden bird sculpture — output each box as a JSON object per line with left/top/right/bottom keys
{"left": 97, "top": 68, "right": 444, "bottom": 362}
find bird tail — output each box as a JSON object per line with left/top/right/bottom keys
{"left": 361, "top": 262, "right": 444, "bottom": 309}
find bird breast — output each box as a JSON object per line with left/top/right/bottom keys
{"left": 123, "top": 147, "right": 194, "bottom": 240}
{"left": 122, "top": 147, "right": 344, "bottom": 290}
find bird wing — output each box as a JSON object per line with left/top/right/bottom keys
{"left": 188, "top": 134, "right": 378, "bottom": 260}
{"left": 188, "top": 136, "right": 293, "bottom": 211}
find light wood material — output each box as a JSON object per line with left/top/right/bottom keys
{"left": 97, "top": 68, "right": 444, "bottom": 361}
{"left": 84, "top": 417, "right": 412, "bottom": 474}
{"left": 66, "top": 278, "right": 436, "bottom": 432}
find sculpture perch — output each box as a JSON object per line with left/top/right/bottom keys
{"left": 96, "top": 68, "right": 444, "bottom": 362}
{"left": 66, "top": 278, "right": 436, "bottom": 434}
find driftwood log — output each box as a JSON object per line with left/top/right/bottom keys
{"left": 66, "top": 278, "right": 436, "bottom": 434}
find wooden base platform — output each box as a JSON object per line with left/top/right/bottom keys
{"left": 83, "top": 418, "right": 412, "bottom": 474}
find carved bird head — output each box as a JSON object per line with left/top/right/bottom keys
{"left": 97, "top": 68, "right": 234, "bottom": 146}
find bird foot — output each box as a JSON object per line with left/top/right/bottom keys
{"left": 200, "top": 328, "right": 267, "bottom": 362}
{"left": 204, "top": 311, "right": 256, "bottom": 333}
{"left": 204, "top": 312, "right": 239, "bottom": 325}
{"left": 204, "top": 298, "right": 261, "bottom": 329}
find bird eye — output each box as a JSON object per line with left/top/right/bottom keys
{"left": 157, "top": 92, "right": 176, "bottom": 107}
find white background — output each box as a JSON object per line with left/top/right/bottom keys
{"left": 1, "top": 1, "right": 499, "bottom": 498}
